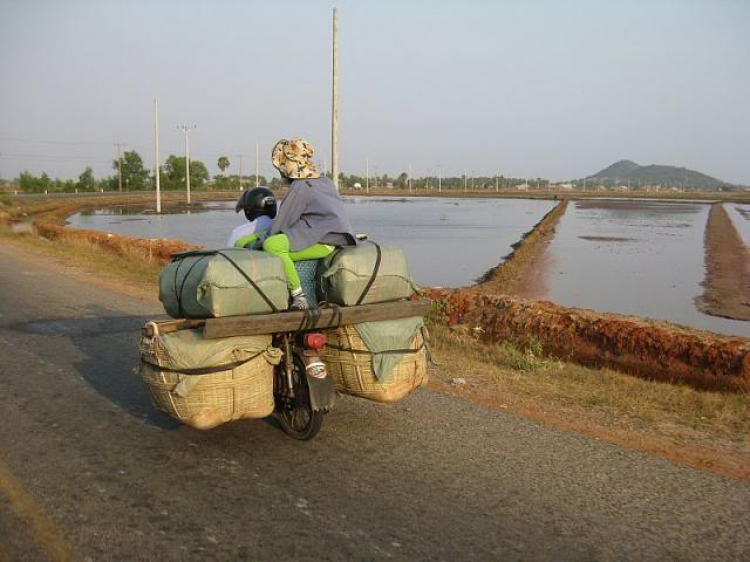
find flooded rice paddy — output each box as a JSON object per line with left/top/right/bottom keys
{"left": 542, "top": 200, "right": 750, "bottom": 336}
{"left": 68, "top": 197, "right": 556, "bottom": 288}
{"left": 68, "top": 197, "right": 750, "bottom": 337}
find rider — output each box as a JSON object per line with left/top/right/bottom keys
{"left": 263, "top": 137, "right": 356, "bottom": 310}
{"left": 227, "top": 187, "right": 277, "bottom": 249}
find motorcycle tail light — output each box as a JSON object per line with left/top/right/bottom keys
{"left": 304, "top": 333, "right": 327, "bottom": 351}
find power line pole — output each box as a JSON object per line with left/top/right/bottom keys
{"left": 495, "top": 175, "right": 499, "bottom": 192}
{"left": 255, "top": 142, "right": 260, "bottom": 187}
{"left": 365, "top": 157, "right": 369, "bottom": 194}
{"left": 115, "top": 143, "right": 123, "bottom": 191}
{"left": 408, "top": 163, "right": 412, "bottom": 193}
{"left": 331, "top": 7, "right": 339, "bottom": 191}
{"left": 154, "top": 98, "right": 161, "bottom": 214}
{"left": 438, "top": 169, "right": 442, "bottom": 193}
{"left": 236, "top": 154, "right": 245, "bottom": 191}
{"left": 464, "top": 171, "right": 467, "bottom": 192}
{"left": 177, "top": 125, "right": 196, "bottom": 203}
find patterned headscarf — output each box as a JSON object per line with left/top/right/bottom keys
{"left": 271, "top": 137, "right": 320, "bottom": 179}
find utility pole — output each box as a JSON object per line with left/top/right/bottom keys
{"left": 408, "top": 163, "right": 412, "bottom": 193}
{"left": 115, "top": 143, "right": 123, "bottom": 191}
{"left": 438, "top": 170, "right": 442, "bottom": 193}
{"left": 255, "top": 142, "right": 260, "bottom": 187}
{"left": 236, "top": 154, "right": 245, "bottom": 191}
{"left": 464, "top": 171, "right": 467, "bottom": 192}
{"left": 365, "top": 157, "right": 369, "bottom": 194}
{"left": 495, "top": 175, "right": 499, "bottom": 192}
{"left": 177, "top": 125, "right": 196, "bottom": 203}
{"left": 154, "top": 98, "right": 161, "bottom": 213}
{"left": 331, "top": 7, "right": 339, "bottom": 191}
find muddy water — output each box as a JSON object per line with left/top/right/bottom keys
{"left": 726, "top": 203, "right": 750, "bottom": 246}
{"left": 542, "top": 199, "right": 750, "bottom": 337}
{"left": 68, "top": 197, "right": 556, "bottom": 288}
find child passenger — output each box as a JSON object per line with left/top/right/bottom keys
{"left": 263, "top": 137, "right": 356, "bottom": 310}
{"left": 227, "top": 187, "right": 276, "bottom": 249}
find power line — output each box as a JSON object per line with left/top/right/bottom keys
{"left": 0, "top": 136, "right": 116, "bottom": 146}
{"left": 0, "top": 136, "right": 153, "bottom": 153}
{"left": 0, "top": 154, "right": 114, "bottom": 162}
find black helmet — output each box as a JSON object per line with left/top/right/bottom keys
{"left": 235, "top": 187, "right": 277, "bottom": 222}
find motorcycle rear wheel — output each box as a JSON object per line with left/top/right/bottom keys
{"left": 276, "top": 358, "right": 324, "bottom": 440}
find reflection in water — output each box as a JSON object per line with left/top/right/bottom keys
{"left": 727, "top": 203, "right": 750, "bottom": 246}
{"left": 544, "top": 200, "right": 749, "bottom": 337}
{"left": 67, "top": 197, "right": 556, "bottom": 288}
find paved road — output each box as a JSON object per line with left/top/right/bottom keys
{"left": 0, "top": 243, "right": 748, "bottom": 562}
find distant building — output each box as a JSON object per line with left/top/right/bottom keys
{"left": 516, "top": 183, "right": 529, "bottom": 191}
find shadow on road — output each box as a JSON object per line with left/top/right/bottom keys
{"left": 12, "top": 307, "right": 181, "bottom": 430}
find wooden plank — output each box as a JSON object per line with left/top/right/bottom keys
{"left": 202, "top": 300, "right": 432, "bottom": 339}
{"left": 142, "top": 318, "right": 205, "bottom": 337}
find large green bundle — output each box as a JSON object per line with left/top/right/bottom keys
{"left": 319, "top": 241, "right": 415, "bottom": 305}
{"left": 159, "top": 249, "right": 288, "bottom": 319}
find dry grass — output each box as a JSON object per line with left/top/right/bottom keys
{"left": 1, "top": 230, "right": 162, "bottom": 288}
{"left": 430, "top": 324, "right": 750, "bottom": 442}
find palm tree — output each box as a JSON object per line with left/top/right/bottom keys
{"left": 217, "top": 156, "right": 230, "bottom": 176}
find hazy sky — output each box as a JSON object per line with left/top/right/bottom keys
{"left": 1, "top": 0, "right": 748, "bottom": 183}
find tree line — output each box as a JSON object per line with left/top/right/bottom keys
{"left": 16, "top": 151, "right": 267, "bottom": 193}
{"left": 14, "top": 149, "right": 534, "bottom": 193}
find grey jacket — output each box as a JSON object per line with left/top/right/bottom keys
{"left": 269, "top": 177, "right": 357, "bottom": 251}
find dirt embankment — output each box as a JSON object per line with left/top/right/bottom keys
{"left": 428, "top": 289, "right": 750, "bottom": 393}
{"left": 472, "top": 199, "right": 567, "bottom": 297}
{"left": 697, "top": 203, "right": 750, "bottom": 321}
{"left": 32, "top": 201, "right": 199, "bottom": 264}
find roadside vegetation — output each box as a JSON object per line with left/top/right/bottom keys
{"left": 432, "top": 325, "right": 748, "bottom": 438}
{"left": 431, "top": 324, "right": 750, "bottom": 479}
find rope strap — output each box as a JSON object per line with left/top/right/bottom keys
{"left": 356, "top": 241, "right": 382, "bottom": 305}
{"left": 325, "top": 343, "right": 424, "bottom": 355}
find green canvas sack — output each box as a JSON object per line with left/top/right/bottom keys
{"left": 159, "top": 249, "right": 289, "bottom": 319}
{"left": 319, "top": 241, "right": 416, "bottom": 306}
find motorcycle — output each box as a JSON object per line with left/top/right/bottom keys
{"left": 273, "top": 330, "right": 334, "bottom": 441}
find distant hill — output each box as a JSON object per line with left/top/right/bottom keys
{"left": 583, "top": 160, "right": 736, "bottom": 190}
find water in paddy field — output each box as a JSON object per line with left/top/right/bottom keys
{"left": 726, "top": 203, "right": 750, "bottom": 246}
{"left": 68, "top": 197, "right": 557, "bottom": 288}
{"left": 342, "top": 197, "right": 556, "bottom": 286}
{"left": 543, "top": 199, "right": 750, "bottom": 337}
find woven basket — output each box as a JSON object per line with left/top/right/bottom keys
{"left": 321, "top": 325, "right": 428, "bottom": 403}
{"left": 139, "top": 357, "right": 275, "bottom": 430}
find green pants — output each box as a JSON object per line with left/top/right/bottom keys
{"left": 233, "top": 230, "right": 267, "bottom": 250}
{"left": 263, "top": 234, "right": 334, "bottom": 291}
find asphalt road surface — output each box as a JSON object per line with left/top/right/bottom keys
{"left": 0, "top": 243, "right": 748, "bottom": 562}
